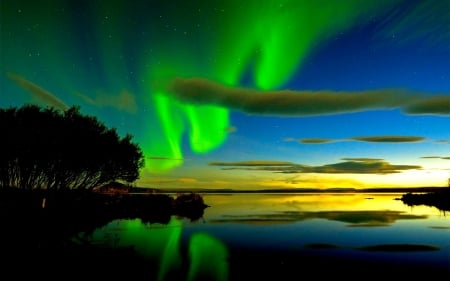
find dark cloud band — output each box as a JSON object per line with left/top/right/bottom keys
{"left": 349, "top": 136, "right": 425, "bottom": 142}
{"left": 166, "top": 77, "right": 449, "bottom": 116}
{"left": 286, "top": 135, "right": 426, "bottom": 144}
{"left": 210, "top": 159, "right": 420, "bottom": 174}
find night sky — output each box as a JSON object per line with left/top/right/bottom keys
{"left": 1, "top": 0, "right": 449, "bottom": 189}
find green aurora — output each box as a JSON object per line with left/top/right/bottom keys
{"left": 1, "top": 0, "right": 402, "bottom": 173}
{"left": 2, "top": 0, "right": 449, "bottom": 189}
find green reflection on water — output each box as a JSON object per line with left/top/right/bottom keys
{"left": 187, "top": 232, "right": 229, "bottom": 281}
{"left": 90, "top": 217, "right": 183, "bottom": 280}
{"left": 88, "top": 217, "right": 229, "bottom": 281}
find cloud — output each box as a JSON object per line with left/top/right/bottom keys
{"left": 404, "top": 95, "right": 450, "bottom": 116}
{"left": 300, "top": 161, "right": 421, "bottom": 174}
{"left": 6, "top": 72, "right": 68, "bottom": 110}
{"left": 177, "top": 177, "right": 197, "bottom": 183}
{"left": 226, "top": 126, "right": 237, "bottom": 133}
{"left": 165, "top": 77, "right": 449, "bottom": 116}
{"left": 421, "top": 156, "right": 450, "bottom": 160}
{"left": 283, "top": 137, "right": 297, "bottom": 142}
{"left": 6, "top": 72, "right": 139, "bottom": 113}
{"left": 147, "top": 156, "right": 185, "bottom": 161}
{"left": 287, "top": 135, "right": 426, "bottom": 144}
{"left": 210, "top": 159, "right": 420, "bottom": 175}
{"left": 76, "top": 89, "right": 138, "bottom": 113}
{"left": 341, "top": 158, "right": 384, "bottom": 162}
{"left": 280, "top": 176, "right": 364, "bottom": 188}
{"left": 435, "top": 140, "right": 450, "bottom": 144}
{"left": 420, "top": 156, "right": 440, "bottom": 159}
{"left": 299, "top": 138, "right": 334, "bottom": 144}
{"left": 209, "top": 160, "right": 294, "bottom": 166}
{"left": 349, "top": 136, "right": 425, "bottom": 143}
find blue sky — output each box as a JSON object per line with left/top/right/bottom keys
{"left": 1, "top": 0, "right": 449, "bottom": 189}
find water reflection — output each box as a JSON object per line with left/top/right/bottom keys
{"left": 85, "top": 217, "right": 229, "bottom": 281}
{"left": 187, "top": 232, "right": 229, "bottom": 281}
{"left": 210, "top": 210, "right": 427, "bottom": 227}
{"left": 86, "top": 218, "right": 182, "bottom": 280}
{"left": 194, "top": 193, "right": 449, "bottom": 275}
{"left": 201, "top": 193, "right": 446, "bottom": 220}
{"left": 80, "top": 193, "right": 449, "bottom": 280}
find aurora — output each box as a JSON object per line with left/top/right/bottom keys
{"left": 1, "top": 0, "right": 449, "bottom": 189}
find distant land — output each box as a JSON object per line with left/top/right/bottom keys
{"left": 132, "top": 186, "right": 448, "bottom": 194}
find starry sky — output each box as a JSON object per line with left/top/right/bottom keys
{"left": 1, "top": 0, "right": 449, "bottom": 190}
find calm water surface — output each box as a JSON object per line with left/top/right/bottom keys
{"left": 85, "top": 193, "right": 450, "bottom": 280}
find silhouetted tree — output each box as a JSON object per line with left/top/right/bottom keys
{"left": 0, "top": 104, "right": 144, "bottom": 190}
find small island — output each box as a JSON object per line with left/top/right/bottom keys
{"left": 400, "top": 179, "right": 450, "bottom": 212}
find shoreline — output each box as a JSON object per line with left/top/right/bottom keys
{"left": 149, "top": 186, "right": 448, "bottom": 194}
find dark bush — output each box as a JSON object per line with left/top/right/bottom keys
{"left": 0, "top": 104, "right": 144, "bottom": 190}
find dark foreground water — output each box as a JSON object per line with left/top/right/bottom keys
{"left": 80, "top": 193, "right": 449, "bottom": 280}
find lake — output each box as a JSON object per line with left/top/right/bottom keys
{"left": 82, "top": 193, "right": 449, "bottom": 280}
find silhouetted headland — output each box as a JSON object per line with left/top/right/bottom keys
{"left": 400, "top": 188, "right": 450, "bottom": 211}
{"left": 0, "top": 187, "right": 208, "bottom": 251}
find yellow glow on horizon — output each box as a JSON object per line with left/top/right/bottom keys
{"left": 136, "top": 164, "right": 449, "bottom": 190}
{"left": 361, "top": 169, "right": 449, "bottom": 188}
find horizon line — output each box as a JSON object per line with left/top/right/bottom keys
{"left": 130, "top": 186, "right": 448, "bottom": 193}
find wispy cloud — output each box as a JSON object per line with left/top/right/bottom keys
{"left": 137, "top": 176, "right": 196, "bottom": 185}
{"left": 209, "top": 160, "right": 294, "bottom": 166}
{"left": 283, "top": 137, "right": 296, "bottom": 142}
{"left": 284, "top": 137, "right": 337, "bottom": 144}
{"left": 286, "top": 135, "right": 426, "bottom": 144}
{"left": 421, "top": 156, "right": 450, "bottom": 160}
{"left": 147, "top": 156, "right": 185, "bottom": 161}
{"left": 209, "top": 159, "right": 420, "bottom": 174}
{"left": 299, "top": 138, "right": 334, "bottom": 144}
{"left": 226, "top": 126, "right": 237, "bottom": 133}
{"left": 76, "top": 90, "right": 138, "bottom": 113}
{"left": 375, "top": 0, "right": 450, "bottom": 48}
{"left": 301, "top": 160, "right": 421, "bottom": 174}
{"left": 341, "top": 158, "right": 384, "bottom": 162}
{"left": 279, "top": 176, "right": 364, "bottom": 188}
{"left": 165, "top": 77, "right": 449, "bottom": 116}
{"left": 6, "top": 72, "right": 139, "bottom": 113}
{"left": 349, "top": 136, "right": 425, "bottom": 143}
{"left": 6, "top": 72, "right": 68, "bottom": 110}
{"left": 177, "top": 177, "right": 198, "bottom": 183}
